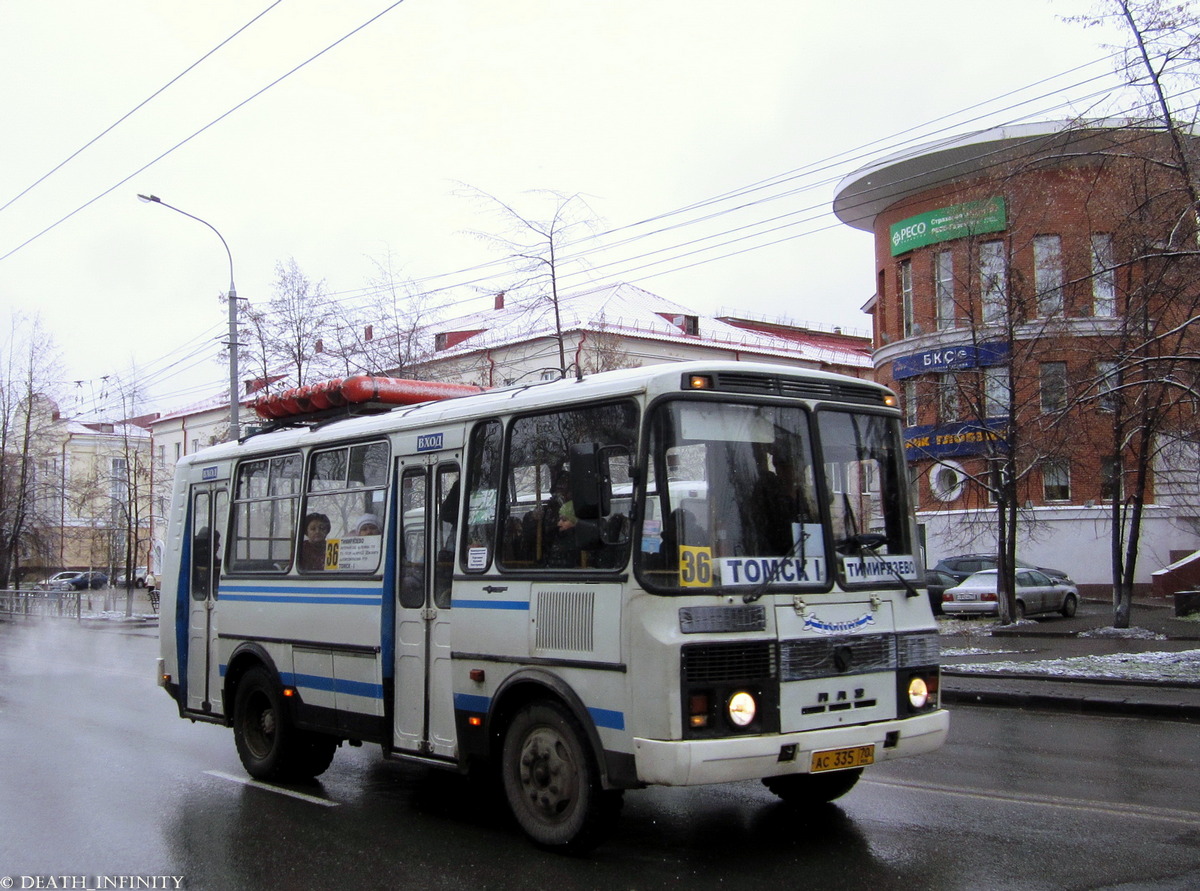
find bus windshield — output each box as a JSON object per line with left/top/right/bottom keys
{"left": 637, "top": 399, "right": 914, "bottom": 594}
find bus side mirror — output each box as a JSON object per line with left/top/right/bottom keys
{"left": 569, "top": 442, "right": 626, "bottom": 520}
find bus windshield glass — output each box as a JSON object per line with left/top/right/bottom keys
{"left": 637, "top": 400, "right": 914, "bottom": 593}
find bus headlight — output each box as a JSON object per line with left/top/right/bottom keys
{"left": 728, "top": 691, "right": 757, "bottom": 727}
{"left": 907, "top": 676, "right": 930, "bottom": 709}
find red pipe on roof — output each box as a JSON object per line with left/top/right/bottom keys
{"left": 254, "top": 376, "right": 483, "bottom": 420}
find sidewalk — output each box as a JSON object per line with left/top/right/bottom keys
{"left": 939, "top": 596, "right": 1200, "bottom": 721}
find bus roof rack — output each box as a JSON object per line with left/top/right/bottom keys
{"left": 252, "top": 376, "right": 484, "bottom": 429}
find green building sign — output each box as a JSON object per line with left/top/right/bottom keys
{"left": 889, "top": 197, "right": 1007, "bottom": 256}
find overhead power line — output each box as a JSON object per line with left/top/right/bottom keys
{"left": 0, "top": 1, "right": 286, "bottom": 217}
{"left": 0, "top": 0, "right": 409, "bottom": 265}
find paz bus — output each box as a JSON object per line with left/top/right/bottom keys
{"left": 157, "top": 360, "right": 948, "bottom": 851}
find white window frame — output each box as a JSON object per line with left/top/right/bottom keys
{"left": 935, "top": 250, "right": 955, "bottom": 330}
{"left": 1040, "top": 362, "right": 1067, "bottom": 414}
{"left": 1034, "top": 234, "right": 1064, "bottom": 317}
{"left": 1091, "top": 233, "right": 1116, "bottom": 317}
{"left": 900, "top": 259, "right": 914, "bottom": 338}
{"left": 979, "top": 240, "right": 1007, "bottom": 325}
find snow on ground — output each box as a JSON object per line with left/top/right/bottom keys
{"left": 948, "top": 649, "right": 1200, "bottom": 683}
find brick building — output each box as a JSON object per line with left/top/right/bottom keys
{"left": 833, "top": 121, "right": 1200, "bottom": 593}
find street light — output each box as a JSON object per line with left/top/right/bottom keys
{"left": 137, "top": 194, "right": 241, "bottom": 441}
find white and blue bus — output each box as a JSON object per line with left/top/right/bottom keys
{"left": 158, "top": 360, "right": 948, "bottom": 851}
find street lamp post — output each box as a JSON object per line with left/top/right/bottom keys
{"left": 137, "top": 194, "right": 241, "bottom": 441}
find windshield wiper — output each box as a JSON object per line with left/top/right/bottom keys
{"left": 743, "top": 524, "right": 809, "bottom": 604}
{"left": 837, "top": 532, "right": 921, "bottom": 599}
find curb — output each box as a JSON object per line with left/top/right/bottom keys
{"left": 942, "top": 668, "right": 1200, "bottom": 689}
{"left": 941, "top": 686, "right": 1200, "bottom": 722}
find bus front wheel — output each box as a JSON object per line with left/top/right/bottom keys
{"left": 501, "top": 700, "right": 621, "bottom": 852}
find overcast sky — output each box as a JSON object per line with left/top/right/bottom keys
{"left": 0, "top": 0, "right": 1129, "bottom": 417}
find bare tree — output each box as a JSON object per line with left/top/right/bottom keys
{"left": 321, "top": 249, "right": 434, "bottom": 378}
{"left": 1069, "top": 0, "right": 1200, "bottom": 626}
{"left": 460, "top": 187, "right": 600, "bottom": 375}
{"left": 239, "top": 257, "right": 336, "bottom": 393}
{"left": 0, "top": 314, "right": 64, "bottom": 587}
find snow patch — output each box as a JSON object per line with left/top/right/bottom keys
{"left": 950, "top": 649, "right": 1200, "bottom": 683}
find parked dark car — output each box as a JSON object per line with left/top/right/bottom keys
{"left": 933, "top": 554, "right": 1072, "bottom": 584}
{"left": 67, "top": 571, "right": 109, "bottom": 590}
{"left": 923, "top": 569, "right": 960, "bottom": 616}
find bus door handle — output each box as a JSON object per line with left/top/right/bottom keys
{"left": 484, "top": 585, "right": 508, "bottom": 593}
{"left": 420, "top": 607, "right": 438, "bottom": 621}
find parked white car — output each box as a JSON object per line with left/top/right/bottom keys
{"left": 942, "top": 568, "right": 1079, "bottom": 619}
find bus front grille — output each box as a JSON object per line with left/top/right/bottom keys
{"left": 681, "top": 641, "right": 776, "bottom": 683}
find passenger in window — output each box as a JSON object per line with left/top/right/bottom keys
{"left": 547, "top": 501, "right": 581, "bottom": 568}
{"left": 354, "top": 513, "right": 383, "bottom": 536}
{"left": 300, "top": 512, "right": 331, "bottom": 571}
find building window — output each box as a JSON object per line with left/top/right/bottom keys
{"left": 938, "top": 373, "right": 958, "bottom": 422}
{"left": 1040, "top": 362, "right": 1067, "bottom": 413}
{"left": 157, "top": 444, "right": 165, "bottom": 465}
{"left": 1091, "top": 233, "right": 1116, "bottom": 317}
{"left": 1042, "top": 460, "right": 1071, "bottom": 502}
{"left": 1101, "top": 456, "right": 1123, "bottom": 502}
{"left": 900, "top": 259, "right": 914, "bottom": 337}
{"left": 1097, "top": 360, "right": 1120, "bottom": 412}
{"left": 904, "top": 379, "right": 917, "bottom": 427}
{"left": 1034, "top": 234, "right": 1064, "bottom": 316}
{"left": 111, "top": 458, "right": 129, "bottom": 508}
{"left": 935, "top": 250, "right": 955, "bottom": 330}
{"left": 979, "top": 240, "right": 1007, "bottom": 324}
{"left": 174, "top": 442, "right": 182, "bottom": 461}
{"left": 984, "top": 365, "right": 1010, "bottom": 417}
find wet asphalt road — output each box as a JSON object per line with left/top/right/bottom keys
{"left": 1, "top": 618, "right": 1198, "bottom": 890}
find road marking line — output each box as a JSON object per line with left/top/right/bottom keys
{"left": 865, "top": 777, "right": 1200, "bottom": 827}
{"left": 204, "top": 770, "right": 340, "bottom": 807}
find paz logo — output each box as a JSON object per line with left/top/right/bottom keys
{"left": 802, "top": 612, "right": 876, "bottom": 635}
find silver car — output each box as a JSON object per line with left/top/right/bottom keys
{"left": 942, "top": 568, "right": 1079, "bottom": 619}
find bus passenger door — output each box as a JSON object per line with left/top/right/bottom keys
{"left": 394, "top": 460, "right": 460, "bottom": 759}
{"left": 186, "top": 486, "right": 227, "bottom": 714}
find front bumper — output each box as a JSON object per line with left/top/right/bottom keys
{"left": 633, "top": 708, "right": 949, "bottom": 786}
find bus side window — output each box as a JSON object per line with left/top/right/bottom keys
{"left": 434, "top": 468, "right": 459, "bottom": 608}
{"left": 463, "top": 420, "right": 502, "bottom": 572}
{"left": 399, "top": 469, "right": 427, "bottom": 608}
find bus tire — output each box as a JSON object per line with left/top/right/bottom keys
{"left": 501, "top": 700, "right": 620, "bottom": 853}
{"left": 763, "top": 767, "right": 862, "bottom": 805}
{"left": 291, "top": 732, "right": 338, "bottom": 779}
{"left": 233, "top": 666, "right": 300, "bottom": 781}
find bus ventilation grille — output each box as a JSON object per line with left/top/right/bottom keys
{"left": 682, "top": 641, "right": 776, "bottom": 683}
{"left": 711, "top": 372, "right": 886, "bottom": 406}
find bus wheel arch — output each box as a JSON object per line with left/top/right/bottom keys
{"left": 486, "top": 671, "right": 609, "bottom": 783}
{"left": 223, "top": 642, "right": 282, "bottom": 724}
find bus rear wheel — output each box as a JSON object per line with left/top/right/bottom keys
{"left": 763, "top": 768, "right": 862, "bottom": 805}
{"left": 233, "top": 666, "right": 336, "bottom": 781}
{"left": 501, "top": 700, "right": 621, "bottom": 852}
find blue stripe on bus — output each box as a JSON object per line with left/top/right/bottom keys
{"left": 218, "top": 593, "right": 382, "bottom": 605}
{"left": 220, "top": 584, "right": 380, "bottom": 596}
{"left": 454, "top": 692, "right": 491, "bottom": 713}
{"left": 282, "top": 671, "right": 384, "bottom": 700}
{"left": 453, "top": 693, "right": 625, "bottom": 732}
{"left": 451, "top": 599, "right": 529, "bottom": 610}
{"left": 588, "top": 706, "right": 625, "bottom": 731}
